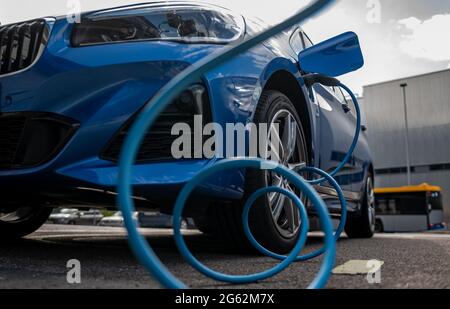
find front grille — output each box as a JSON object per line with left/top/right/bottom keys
{"left": 102, "top": 85, "right": 212, "bottom": 163}
{"left": 102, "top": 110, "right": 197, "bottom": 162}
{"left": 0, "top": 19, "right": 49, "bottom": 75}
{"left": 0, "top": 113, "right": 78, "bottom": 169}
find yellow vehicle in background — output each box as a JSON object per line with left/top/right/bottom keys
{"left": 374, "top": 184, "right": 446, "bottom": 232}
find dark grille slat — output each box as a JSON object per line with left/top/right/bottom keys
{"left": 24, "top": 22, "right": 39, "bottom": 66}
{"left": 0, "top": 26, "right": 14, "bottom": 74}
{"left": 0, "top": 28, "right": 6, "bottom": 70}
{"left": 7, "top": 26, "right": 18, "bottom": 72}
{"left": 0, "top": 113, "right": 77, "bottom": 169}
{"left": 9, "top": 26, "right": 20, "bottom": 72}
{"left": 14, "top": 25, "right": 26, "bottom": 71}
{"left": 30, "top": 21, "right": 45, "bottom": 61}
{"left": 21, "top": 25, "right": 32, "bottom": 67}
{"left": 0, "top": 19, "right": 48, "bottom": 76}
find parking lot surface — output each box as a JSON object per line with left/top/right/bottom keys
{"left": 1, "top": 225, "right": 450, "bottom": 289}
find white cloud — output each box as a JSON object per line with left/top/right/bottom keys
{"left": 398, "top": 14, "right": 450, "bottom": 63}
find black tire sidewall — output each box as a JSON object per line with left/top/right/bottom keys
{"left": 0, "top": 206, "right": 53, "bottom": 240}
{"left": 375, "top": 219, "right": 383, "bottom": 233}
{"left": 345, "top": 174, "right": 375, "bottom": 239}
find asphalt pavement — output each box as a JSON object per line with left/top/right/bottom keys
{"left": 1, "top": 224, "right": 450, "bottom": 289}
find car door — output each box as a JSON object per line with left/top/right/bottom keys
{"left": 314, "top": 85, "right": 358, "bottom": 191}
{"left": 299, "top": 32, "right": 360, "bottom": 197}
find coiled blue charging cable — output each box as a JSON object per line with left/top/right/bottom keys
{"left": 116, "top": 0, "right": 368, "bottom": 289}
{"left": 171, "top": 159, "right": 335, "bottom": 289}
{"left": 170, "top": 83, "right": 361, "bottom": 288}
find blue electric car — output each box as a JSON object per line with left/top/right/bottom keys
{"left": 0, "top": 1, "right": 374, "bottom": 251}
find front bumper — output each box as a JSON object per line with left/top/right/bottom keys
{"left": 0, "top": 17, "right": 244, "bottom": 208}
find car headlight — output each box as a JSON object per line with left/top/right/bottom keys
{"left": 71, "top": 4, "right": 245, "bottom": 47}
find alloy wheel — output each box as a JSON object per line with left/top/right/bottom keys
{"left": 265, "top": 109, "right": 307, "bottom": 239}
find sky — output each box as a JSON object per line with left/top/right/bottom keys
{"left": 1, "top": 0, "right": 449, "bottom": 95}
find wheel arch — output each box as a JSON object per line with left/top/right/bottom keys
{"left": 261, "top": 69, "right": 314, "bottom": 164}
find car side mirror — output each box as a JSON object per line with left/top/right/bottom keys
{"left": 299, "top": 32, "right": 364, "bottom": 77}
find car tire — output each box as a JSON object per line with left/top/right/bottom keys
{"left": 192, "top": 214, "right": 214, "bottom": 234}
{"left": 0, "top": 205, "right": 53, "bottom": 241}
{"left": 375, "top": 219, "right": 383, "bottom": 233}
{"left": 345, "top": 174, "right": 376, "bottom": 238}
{"left": 199, "top": 90, "right": 309, "bottom": 253}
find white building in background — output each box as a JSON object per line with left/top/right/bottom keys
{"left": 361, "top": 69, "right": 450, "bottom": 222}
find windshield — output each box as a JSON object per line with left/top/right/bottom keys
{"left": 429, "top": 192, "right": 443, "bottom": 210}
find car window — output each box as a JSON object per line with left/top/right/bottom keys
{"left": 289, "top": 28, "right": 303, "bottom": 53}
{"left": 430, "top": 192, "right": 443, "bottom": 210}
{"left": 320, "top": 84, "right": 342, "bottom": 102}
{"left": 301, "top": 31, "right": 313, "bottom": 48}
{"left": 333, "top": 87, "right": 348, "bottom": 105}
{"left": 377, "top": 198, "right": 397, "bottom": 215}
{"left": 376, "top": 199, "right": 387, "bottom": 214}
